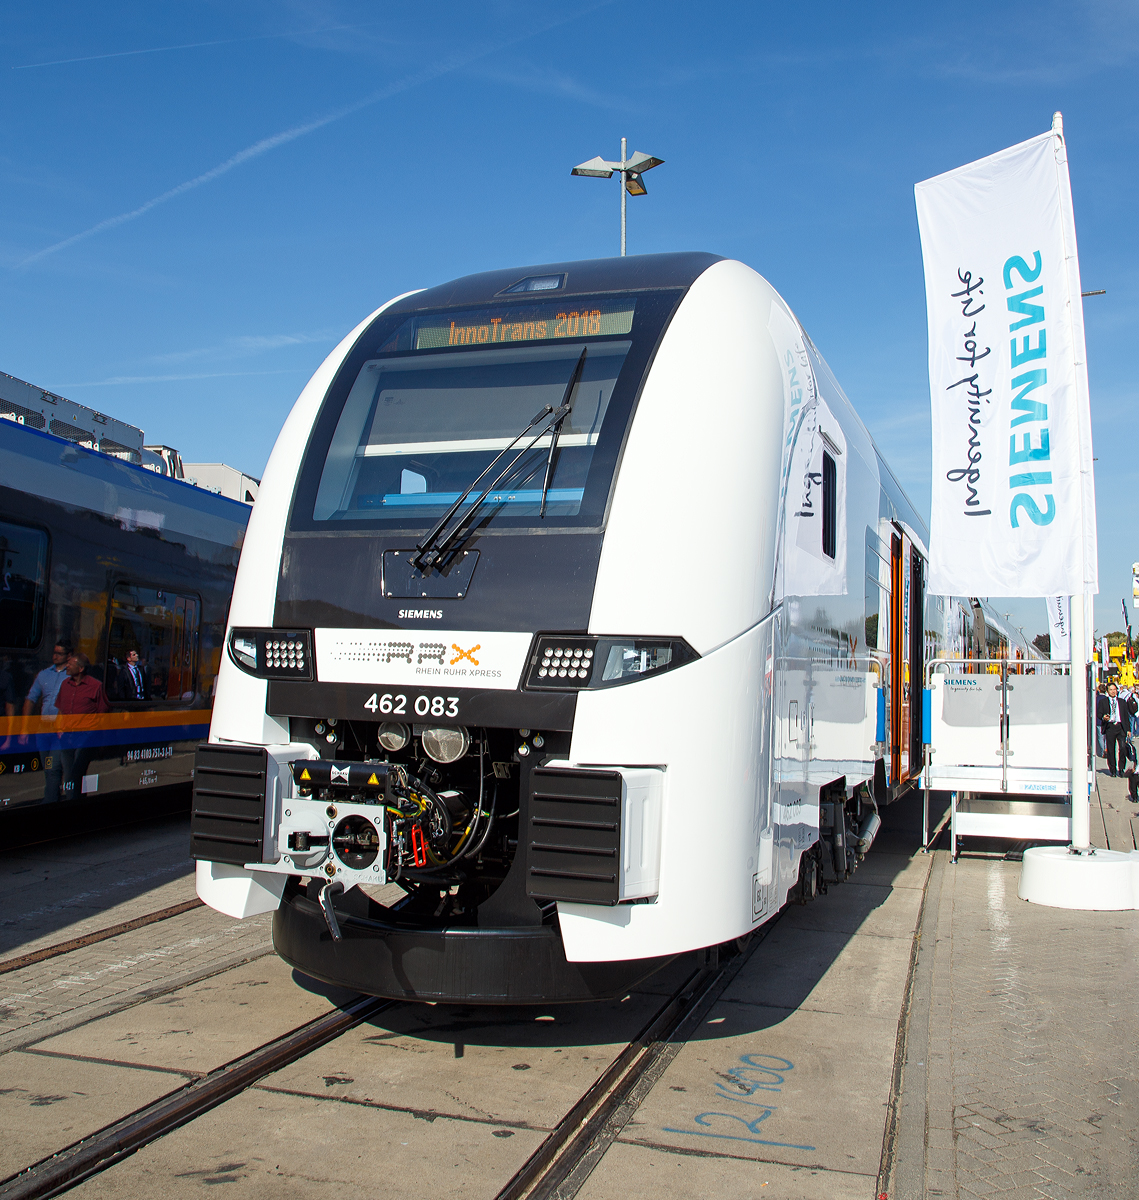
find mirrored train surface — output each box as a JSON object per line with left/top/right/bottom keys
{"left": 0, "top": 380, "right": 250, "bottom": 811}
{"left": 191, "top": 253, "right": 1040, "bottom": 1003}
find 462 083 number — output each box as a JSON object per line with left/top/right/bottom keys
{"left": 363, "top": 693, "right": 459, "bottom": 718}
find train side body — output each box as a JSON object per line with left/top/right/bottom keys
{"left": 0, "top": 422, "right": 248, "bottom": 808}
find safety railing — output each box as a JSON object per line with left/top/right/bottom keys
{"left": 926, "top": 658, "right": 1072, "bottom": 786}
{"left": 926, "top": 657, "right": 1071, "bottom": 678}
{"left": 922, "top": 657, "right": 1074, "bottom": 855}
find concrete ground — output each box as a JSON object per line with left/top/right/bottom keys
{"left": 1090, "top": 762, "right": 1139, "bottom": 854}
{"left": 89, "top": 802, "right": 929, "bottom": 1200}
{"left": 579, "top": 833, "right": 929, "bottom": 1198}
{"left": 0, "top": 807, "right": 196, "bottom": 959}
{"left": 4, "top": 781, "right": 1136, "bottom": 1199}
{"left": 891, "top": 768, "right": 1139, "bottom": 1200}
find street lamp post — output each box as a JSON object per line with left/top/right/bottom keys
{"left": 571, "top": 138, "right": 663, "bottom": 256}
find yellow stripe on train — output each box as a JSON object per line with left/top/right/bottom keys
{"left": 0, "top": 710, "right": 212, "bottom": 737}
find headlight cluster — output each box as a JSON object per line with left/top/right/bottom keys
{"left": 228, "top": 627, "right": 314, "bottom": 680}
{"left": 539, "top": 644, "right": 595, "bottom": 680}
{"left": 525, "top": 636, "right": 697, "bottom": 691}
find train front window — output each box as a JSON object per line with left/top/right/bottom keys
{"left": 312, "top": 339, "right": 631, "bottom": 523}
{"left": 287, "top": 288, "right": 696, "bottom": 534}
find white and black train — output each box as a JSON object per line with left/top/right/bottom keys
{"left": 192, "top": 253, "right": 1023, "bottom": 1003}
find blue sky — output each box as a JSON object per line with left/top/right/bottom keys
{"left": 2, "top": 1, "right": 1136, "bottom": 638}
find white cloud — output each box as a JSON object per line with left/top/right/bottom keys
{"left": 59, "top": 369, "right": 303, "bottom": 387}
{"left": 469, "top": 60, "right": 638, "bottom": 112}
{"left": 145, "top": 331, "right": 339, "bottom": 365}
{"left": 11, "top": 22, "right": 384, "bottom": 70}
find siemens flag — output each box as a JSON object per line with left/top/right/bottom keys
{"left": 914, "top": 114, "right": 1097, "bottom": 598}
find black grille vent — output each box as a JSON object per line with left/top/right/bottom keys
{"left": 49, "top": 419, "right": 97, "bottom": 446}
{"left": 190, "top": 743, "right": 269, "bottom": 866}
{"left": 0, "top": 404, "right": 46, "bottom": 430}
{"left": 526, "top": 767, "right": 621, "bottom": 906}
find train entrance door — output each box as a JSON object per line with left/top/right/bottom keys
{"left": 166, "top": 595, "right": 200, "bottom": 700}
{"left": 909, "top": 550, "right": 925, "bottom": 772}
{"left": 889, "top": 528, "right": 923, "bottom": 787}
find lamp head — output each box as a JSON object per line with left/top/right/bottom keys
{"left": 624, "top": 151, "right": 663, "bottom": 174}
{"left": 571, "top": 155, "right": 615, "bottom": 179}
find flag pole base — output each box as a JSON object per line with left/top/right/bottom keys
{"left": 1019, "top": 845, "right": 1139, "bottom": 910}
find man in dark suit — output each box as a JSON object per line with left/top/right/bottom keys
{"left": 116, "top": 649, "right": 151, "bottom": 701}
{"left": 1096, "top": 682, "right": 1136, "bottom": 777}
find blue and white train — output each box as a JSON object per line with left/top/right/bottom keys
{"left": 191, "top": 253, "right": 1031, "bottom": 1003}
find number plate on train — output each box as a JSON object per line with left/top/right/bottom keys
{"left": 363, "top": 692, "right": 460, "bottom": 719}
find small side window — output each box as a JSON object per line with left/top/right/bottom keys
{"left": 865, "top": 574, "right": 881, "bottom": 650}
{"left": 822, "top": 451, "right": 837, "bottom": 559}
{"left": 0, "top": 520, "right": 49, "bottom": 649}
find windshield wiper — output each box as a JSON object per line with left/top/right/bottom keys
{"left": 413, "top": 403, "right": 565, "bottom": 573}
{"left": 540, "top": 346, "right": 586, "bottom": 518}
{"left": 413, "top": 348, "right": 592, "bottom": 570}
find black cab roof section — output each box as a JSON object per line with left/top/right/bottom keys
{"left": 386, "top": 252, "right": 724, "bottom": 316}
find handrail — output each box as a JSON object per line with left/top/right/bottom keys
{"left": 777, "top": 654, "right": 886, "bottom": 684}
{"left": 925, "top": 657, "right": 1070, "bottom": 686}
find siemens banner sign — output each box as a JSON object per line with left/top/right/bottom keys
{"left": 915, "top": 115, "right": 1097, "bottom": 598}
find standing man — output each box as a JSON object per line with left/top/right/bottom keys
{"left": 116, "top": 650, "right": 151, "bottom": 701}
{"left": 23, "top": 641, "right": 71, "bottom": 716}
{"left": 1096, "top": 682, "right": 1137, "bottom": 778}
{"left": 56, "top": 653, "right": 111, "bottom": 800}
{"left": 22, "top": 640, "right": 70, "bottom": 802}
{"left": 56, "top": 653, "right": 111, "bottom": 716}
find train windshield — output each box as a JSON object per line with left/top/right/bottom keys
{"left": 313, "top": 340, "right": 629, "bottom": 522}
{"left": 292, "top": 291, "right": 679, "bottom": 532}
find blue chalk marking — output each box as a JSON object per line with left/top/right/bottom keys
{"left": 662, "top": 1119, "right": 816, "bottom": 1152}
{"left": 665, "top": 1051, "right": 814, "bottom": 1151}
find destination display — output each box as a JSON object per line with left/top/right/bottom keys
{"left": 377, "top": 299, "right": 636, "bottom": 353}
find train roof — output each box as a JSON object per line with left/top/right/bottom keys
{"left": 0, "top": 419, "right": 250, "bottom": 547}
{"left": 385, "top": 252, "right": 725, "bottom": 315}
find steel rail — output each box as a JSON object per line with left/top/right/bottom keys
{"left": 0, "top": 899, "right": 204, "bottom": 976}
{"left": 0, "top": 994, "right": 393, "bottom": 1200}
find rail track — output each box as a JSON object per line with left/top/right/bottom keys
{"left": 494, "top": 932, "right": 765, "bottom": 1200}
{"left": 0, "top": 920, "right": 773, "bottom": 1200}
{"left": 0, "top": 899, "right": 204, "bottom": 976}
{"left": 0, "top": 796, "right": 198, "bottom": 977}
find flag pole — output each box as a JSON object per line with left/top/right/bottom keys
{"left": 1069, "top": 591, "right": 1090, "bottom": 851}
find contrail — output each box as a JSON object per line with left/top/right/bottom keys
{"left": 59, "top": 369, "right": 302, "bottom": 387}
{"left": 17, "top": 6, "right": 612, "bottom": 269}
{"left": 11, "top": 24, "right": 377, "bottom": 70}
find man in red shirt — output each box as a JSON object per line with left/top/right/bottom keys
{"left": 56, "top": 653, "right": 110, "bottom": 800}
{"left": 56, "top": 653, "right": 111, "bottom": 715}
